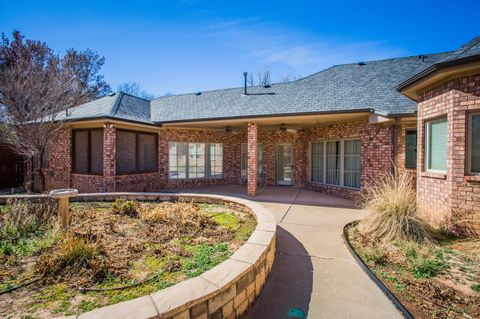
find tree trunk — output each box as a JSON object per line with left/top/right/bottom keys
{"left": 36, "top": 167, "right": 46, "bottom": 193}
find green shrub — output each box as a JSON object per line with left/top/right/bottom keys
{"left": 360, "top": 173, "right": 430, "bottom": 244}
{"left": 471, "top": 284, "right": 480, "bottom": 293}
{"left": 411, "top": 258, "right": 449, "bottom": 279}
{"left": 111, "top": 199, "right": 138, "bottom": 217}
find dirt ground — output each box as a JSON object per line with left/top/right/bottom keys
{"left": 347, "top": 225, "right": 480, "bottom": 319}
{"left": 0, "top": 200, "right": 255, "bottom": 318}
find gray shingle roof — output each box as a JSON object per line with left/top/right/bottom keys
{"left": 65, "top": 51, "right": 453, "bottom": 125}
{"left": 397, "top": 36, "right": 480, "bottom": 91}
{"left": 438, "top": 35, "right": 480, "bottom": 64}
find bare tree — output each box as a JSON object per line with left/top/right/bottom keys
{"left": 117, "top": 82, "right": 156, "bottom": 100}
{"left": 281, "top": 74, "right": 301, "bottom": 82}
{"left": 0, "top": 31, "right": 111, "bottom": 191}
{"left": 257, "top": 68, "right": 271, "bottom": 87}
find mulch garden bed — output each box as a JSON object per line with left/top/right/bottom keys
{"left": 346, "top": 224, "right": 480, "bottom": 319}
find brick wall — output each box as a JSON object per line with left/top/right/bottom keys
{"left": 247, "top": 123, "right": 258, "bottom": 196}
{"left": 417, "top": 74, "right": 480, "bottom": 235}
{"left": 303, "top": 119, "right": 394, "bottom": 199}
{"left": 43, "top": 119, "right": 398, "bottom": 203}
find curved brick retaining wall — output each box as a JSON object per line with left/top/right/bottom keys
{"left": 0, "top": 192, "right": 277, "bottom": 319}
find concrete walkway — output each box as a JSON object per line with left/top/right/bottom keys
{"left": 167, "top": 185, "right": 402, "bottom": 319}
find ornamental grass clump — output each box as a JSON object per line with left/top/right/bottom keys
{"left": 359, "top": 172, "right": 431, "bottom": 244}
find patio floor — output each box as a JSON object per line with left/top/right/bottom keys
{"left": 166, "top": 185, "right": 402, "bottom": 319}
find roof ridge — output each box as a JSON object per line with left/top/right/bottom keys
{"left": 110, "top": 92, "right": 125, "bottom": 117}
{"left": 118, "top": 91, "right": 152, "bottom": 102}
{"left": 446, "top": 35, "right": 480, "bottom": 60}
{"left": 152, "top": 51, "right": 452, "bottom": 100}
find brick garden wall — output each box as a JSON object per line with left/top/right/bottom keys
{"left": 417, "top": 74, "right": 480, "bottom": 235}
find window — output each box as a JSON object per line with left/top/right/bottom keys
{"left": 169, "top": 142, "right": 223, "bottom": 179}
{"left": 468, "top": 112, "right": 480, "bottom": 174}
{"left": 72, "top": 129, "right": 103, "bottom": 174}
{"left": 116, "top": 130, "right": 157, "bottom": 174}
{"left": 326, "top": 141, "right": 340, "bottom": 185}
{"left": 240, "top": 143, "right": 264, "bottom": 179}
{"left": 311, "top": 142, "right": 323, "bottom": 183}
{"left": 310, "top": 139, "right": 361, "bottom": 189}
{"left": 209, "top": 143, "right": 224, "bottom": 178}
{"left": 344, "top": 140, "right": 361, "bottom": 188}
{"left": 425, "top": 118, "right": 447, "bottom": 172}
{"left": 405, "top": 130, "right": 417, "bottom": 169}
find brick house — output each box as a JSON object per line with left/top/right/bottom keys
{"left": 38, "top": 36, "right": 480, "bottom": 234}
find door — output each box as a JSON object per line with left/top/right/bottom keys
{"left": 277, "top": 143, "right": 293, "bottom": 185}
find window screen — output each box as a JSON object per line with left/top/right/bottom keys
{"left": 138, "top": 133, "right": 157, "bottom": 172}
{"left": 116, "top": 130, "right": 136, "bottom": 174}
{"left": 72, "top": 129, "right": 103, "bottom": 174}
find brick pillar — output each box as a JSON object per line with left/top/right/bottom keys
{"left": 247, "top": 122, "right": 258, "bottom": 196}
{"left": 103, "top": 123, "right": 116, "bottom": 192}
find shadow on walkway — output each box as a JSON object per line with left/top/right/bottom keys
{"left": 242, "top": 226, "right": 313, "bottom": 318}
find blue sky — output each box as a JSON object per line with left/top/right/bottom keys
{"left": 1, "top": 0, "right": 479, "bottom": 96}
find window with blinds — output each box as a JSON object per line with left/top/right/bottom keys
{"left": 426, "top": 118, "right": 447, "bottom": 172}
{"left": 116, "top": 130, "right": 157, "bottom": 174}
{"left": 72, "top": 129, "right": 103, "bottom": 174}
{"left": 169, "top": 142, "right": 223, "bottom": 179}
{"left": 240, "top": 143, "right": 264, "bottom": 180}
{"left": 310, "top": 139, "right": 361, "bottom": 189}
{"left": 311, "top": 142, "right": 323, "bottom": 183}
{"left": 468, "top": 113, "right": 480, "bottom": 174}
{"left": 405, "top": 130, "right": 417, "bottom": 169}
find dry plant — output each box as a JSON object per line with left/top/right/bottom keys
{"left": 140, "top": 202, "right": 215, "bottom": 235}
{"left": 35, "top": 232, "right": 106, "bottom": 283}
{"left": 0, "top": 199, "right": 58, "bottom": 240}
{"left": 359, "top": 172, "right": 431, "bottom": 244}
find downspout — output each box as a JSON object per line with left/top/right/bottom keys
{"left": 392, "top": 118, "right": 399, "bottom": 175}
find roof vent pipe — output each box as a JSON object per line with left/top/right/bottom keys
{"left": 243, "top": 72, "right": 248, "bottom": 95}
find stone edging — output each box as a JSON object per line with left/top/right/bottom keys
{"left": 1, "top": 192, "right": 277, "bottom": 319}
{"left": 342, "top": 221, "right": 414, "bottom": 319}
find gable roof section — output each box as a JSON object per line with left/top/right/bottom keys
{"left": 397, "top": 36, "right": 480, "bottom": 92}
{"left": 64, "top": 51, "right": 452, "bottom": 125}
{"left": 63, "top": 92, "right": 154, "bottom": 125}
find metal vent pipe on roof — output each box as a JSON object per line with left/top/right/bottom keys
{"left": 243, "top": 72, "right": 248, "bottom": 95}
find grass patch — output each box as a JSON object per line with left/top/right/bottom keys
{"left": 182, "top": 243, "right": 230, "bottom": 277}
{"left": 411, "top": 258, "right": 449, "bottom": 279}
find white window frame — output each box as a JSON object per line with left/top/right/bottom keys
{"left": 467, "top": 112, "right": 480, "bottom": 175}
{"left": 168, "top": 142, "right": 223, "bottom": 180}
{"left": 425, "top": 117, "right": 448, "bottom": 174}
{"left": 309, "top": 139, "right": 361, "bottom": 189}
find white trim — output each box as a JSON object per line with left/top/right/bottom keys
{"left": 424, "top": 117, "right": 448, "bottom": 174}
{"left": 309, "top": 138, "right": 361, "bottom": 189}
{"left": 168, "top": 141, "right": 224, "bottom": 180}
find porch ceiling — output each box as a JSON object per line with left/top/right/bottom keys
{"left": 162, "top": 111, "right": 371, "bottom": 130}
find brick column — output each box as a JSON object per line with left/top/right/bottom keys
{"left": 103, "top": 123, "right": 116, "bottom": 192}
{"left": 247, "top": 122, "right": 258, "bottom": 196}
